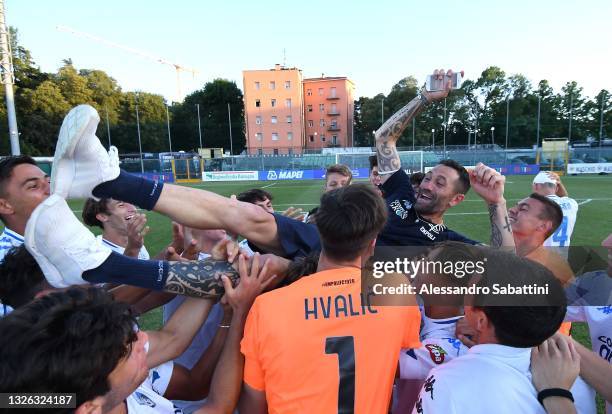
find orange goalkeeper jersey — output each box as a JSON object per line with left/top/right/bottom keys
{"left": 241, "top": 267, "right": 421, "bottom": 414}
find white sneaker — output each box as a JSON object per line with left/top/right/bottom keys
{"left": 51, "top": 104, "right": 120, "bottom": 199}
{"left": 25, "top": 194, "right": 112, "bottom": 288}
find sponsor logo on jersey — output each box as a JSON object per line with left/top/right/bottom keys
{"left": 134, "top": 391, "right": 156, "bottom": 407}
{"left": 390, "top": 200, "right": 408, "bottom": 220}
{"left": 425, "top": 344, "right": 447, "bottom": 364}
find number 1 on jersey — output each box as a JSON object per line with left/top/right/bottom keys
{"left": 325, "top": 336, "right": 356, "bottom": 414}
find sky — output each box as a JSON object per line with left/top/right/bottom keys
{"left": 6, "top": 0, "right": 612, "bottom": 103}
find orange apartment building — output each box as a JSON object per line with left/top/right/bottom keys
{"left": 243, "top": 65, "right": 305, "bottom": 155}
{"left": 243, "top": 65, "right": 354, "bottom": 154}
{"left": 303, "top": 77, "right": 355, "bottom": 150}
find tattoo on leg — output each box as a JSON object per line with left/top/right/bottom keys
{"left": 164, "top": 259, "right": 239, "bottom": 299}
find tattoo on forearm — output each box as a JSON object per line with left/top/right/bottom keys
{"left": 164, "top": 259, "right": 239, "bottom": 299}
{"left": 376, "top": 95, "right": 427, "bottom": 174}
{"left": 488, "top": 204, "right": 513, "bottom": 248}
{"left": 488, "top": 204, "right": 503, "bottom": 247}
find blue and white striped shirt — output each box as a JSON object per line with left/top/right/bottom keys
{"left": 0, "top": 227, "right": 23, "bottom": 317}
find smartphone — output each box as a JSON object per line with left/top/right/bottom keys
{"left": 425, "top": 72, "right": 463, "bottom": 92}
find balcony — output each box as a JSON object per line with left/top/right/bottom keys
{"left": 327, "top": 110, "right": 340, "bottom": 116}
{"left": 327, "top": 125, "right": 341, "bottom": 132}
{"left": 326, "top": 95, "right": 340, "bottom": 100}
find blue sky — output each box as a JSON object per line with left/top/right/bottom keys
{"left": 7, "top": 0, "right": 611, "bottom": 102}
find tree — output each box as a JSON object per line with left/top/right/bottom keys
{"left": 171, "top": 79, "right": 245, "bottom": 153}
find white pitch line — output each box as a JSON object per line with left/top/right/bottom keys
{"left": 578, "top": 198, "right": 593, "bottom": 206}
{"left": 261, "top": 182, "right": 277, "bottom": 189}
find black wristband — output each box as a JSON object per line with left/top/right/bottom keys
{"left": 537, "top": 388, "right": 574, "bottom": 406}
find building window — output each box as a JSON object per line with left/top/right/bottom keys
{"left": 285, "top": 80, "right": 291, "bottom": 89}
{"left": 255, "top": 116, "right": 262, "bottom": 125}
{"left": 288, "top": 132, "right": 293, "bottom": 140}
{"left": 308, "top": 120, "right": 313, "bottom": 127}
{"left": 286, "top": 115, "right": 292, "bottom": 123}
{"left": 306, "top": 89, "right": 312, "bottom": 96}
{"left": 331, "top": 103, "right": 337, "bottom": 113}
{"left": 319, "top": 103, "right": 324, "bottom": 112}
{"left": 285, "top": 98, "right": 291, "bottom": 108}
{"left": 255, "top": 81, "right": 260, "bottom": 90}
{"left": 319, "top": 119, "right": 325, "bottom": 127}
{"left": 332, "top": 135, "right": 338, "bottom": 145}
{"left": 272, "top": 133, "right": 279, "bottom": 141}
{"left": 307, "top": 105, "right": 312, "bottom": 112}
{"left": 271, "top": 99, "right": 276, "bottom": 108}
{"left": 270, "top": 81, "right": 276, "bottom": 90}
{"left": 256, "top": 133, "right": 263, "bottom": 141}
{"left": 257, "top": 148, "right": 263, "bottom": 155}
{"left": 330, "top": 87, "right": 337, "bottom": 97}
{"left": 331, "top": 120, "right": 337, "bottom": 128}
{"left": 309, "top": 135, "right": 314, "bottom": 142}
{"left": 288, "top": 148, "right": 293, "bottom": 155}
{"left": 318, "top": 88, "right": 324, "bottom": 96}
{"left": 321, "top": 134, "right": 326, "bottom": 142}
{"left": 271, "top": 116, "right": 278, "bottom": 124}
{"left": 273, "top": 148, "right": 279, "bottom": 155}
{"left": 255, "top": 99, "right": 261, "bottom": 107}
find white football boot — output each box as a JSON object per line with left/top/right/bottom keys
{"left": 25, "top": 194, "right": 112, "bottom": 288}
{"left": 51, "top": 104, "right": 120, "bottom": 199}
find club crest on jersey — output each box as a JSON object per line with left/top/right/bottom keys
{"left": 425, "top": 344, "right": 447, "bottom": 364}
{"left": 134, "top": 392, "right": 156, "bottom": 407}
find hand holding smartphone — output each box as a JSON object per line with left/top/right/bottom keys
{"left": 425, "top": 70, "right": 463, "bottom": 92}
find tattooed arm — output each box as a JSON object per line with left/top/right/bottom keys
{"left": 375, "top": 69, "right": 457, "bottom": 183}
{"left": 375, "top": 94, "right": 429, "bottom": 178}
{"left": 470, "top": 163, "right": 515, "bottom": 250}
{"left": 145, "top": 292, "right": 215, "bottom": 368}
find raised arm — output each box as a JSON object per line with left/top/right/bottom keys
{"left": 469, "top": 163, "right": 515, "bottom": 250}
{"left": 375, "top": 69, "right": 457, "bottom": 183}
{"left": 547, "top": 172, "right": 569, "bottom": 197}
{"left": 145, "top": 295, "right": 215, "bottom": 369}
{"left": 162, "top": 305, "right": 233, "bottom": 401}
{"left": 197, "top": 254, "right": 277, "bottom": 414}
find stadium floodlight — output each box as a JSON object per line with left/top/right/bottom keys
{"left": 431, "top": 129, "right": 435, "bottom": 149}
{"left": 491, "top": 126, "right": 495, "bottom": 146}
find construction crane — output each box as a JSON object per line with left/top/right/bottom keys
{"left": 56, "top": 25, "right": 198, "bottom": 101}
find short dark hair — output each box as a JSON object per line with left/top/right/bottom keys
{"left": 0, "top": 246, "right": 50, "bottom": 309}
{"left": 0, "top": 287, "right": 138, "bottom": 411}
{"left": 369, "top": 155, "right": 378, "bottom": 171}
{"left": 326, "top": 164, "right": 352, "bottom": 183}
{"left": 471, "top": 247, "right": 566, "bottom": 347}
{"left": 438, "top": 159, "right": 470, "bottom": 194}
{"left": 82, "top": 198, "right": 112, "bottom": 229}
{"left": 316, "top": 183, "right": 387, "bottom": 261}
{"left": 283, "top": 251, "right": 320, "bottom": 286}
{"left": 529, "top": 193, "right": 563, "bottom": 238}
{"left": 236, "top": 188, "right": 273, "bottom": 204}
{"left": 410, "top": 172, "right": 425, "bottom": 187}
{"left": 0, "top": 155, "right": 37, "bottom": 197}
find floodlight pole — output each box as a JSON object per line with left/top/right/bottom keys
{"left": 0, "top": 0, "right": 20, "bottom": 155}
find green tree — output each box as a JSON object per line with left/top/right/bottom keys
{"left": 171, "top": 79, "right": 245, "bottom": 153}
